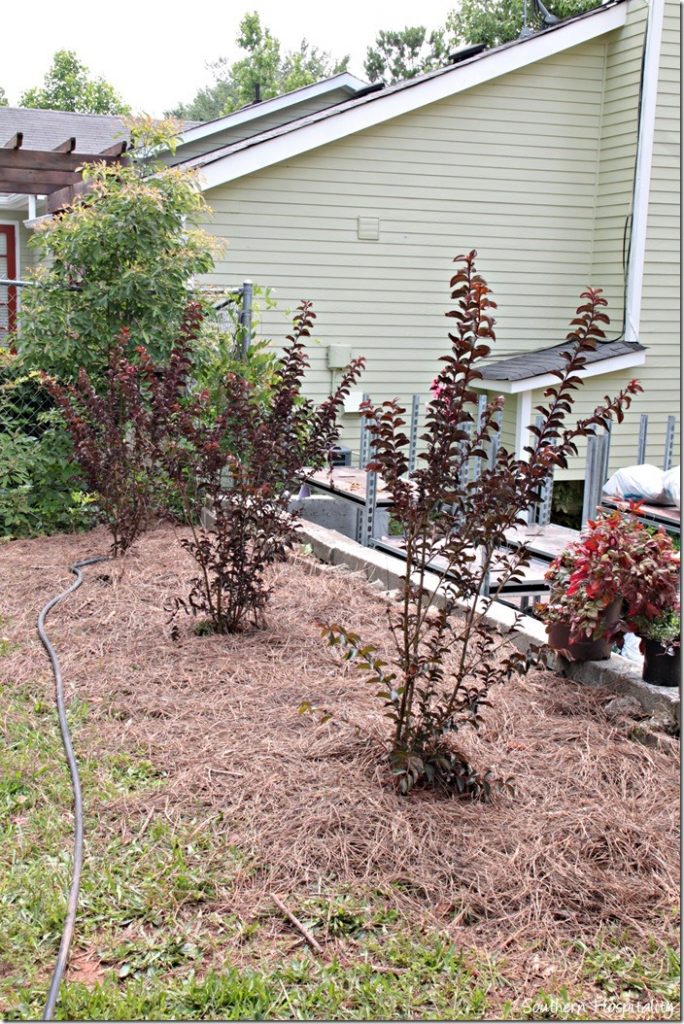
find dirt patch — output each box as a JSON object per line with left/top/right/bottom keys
{"left": 1, "top": 524, "right": 679, "bottom": 981}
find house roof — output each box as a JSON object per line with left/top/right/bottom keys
{"left": 177, "top": 72, "right": 371, "bottom": 149}
{"left": 475, "top": 340, "right": 647, "bottom": 394}
{"left": 178, "top": 0, "right": 628, "bottom": 190}
{"left": 0, "top": 107, "right": 128, "bottom": 153}
{"left": 481, "top": 340, "right": 647, "bottom": 381}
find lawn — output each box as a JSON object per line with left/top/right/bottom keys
{"left": 0, "top": 524, "right": 679, "bottom": 1020}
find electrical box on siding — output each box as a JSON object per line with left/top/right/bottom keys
{"left": 357, "top": 216, "right": 379, "bottom": 240}
{"left": 327, "top": 344, "right": 352, "bottom": 369}
{"left": 343, "top": 390, "right": 364, "bottom": 413}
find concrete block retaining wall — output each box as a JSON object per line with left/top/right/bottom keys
{"left": 296, "top": 519, "right": 680, "bottom": 732}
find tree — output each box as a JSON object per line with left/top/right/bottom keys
{"left": 18, "top": 120, "right": 216, "bottom": 382}
{"left": 170, "top": 79, "right": 238, "bottom": 123}
{"left": 20, "top": 50, "right": 130, "bottom": 115}
{"left": 364, "top": 27, "right": 448, "bottom": 85}
{"left": 168, "top": 12, "right": 349, "bottom": 120}
{"left": 281, "top": 39, "right": 349, "bottom": 93}
{"left": 446, "top": 0, "right": 601, "bottom": 50}
{"left": 318, "top": 253, "right": 641, "bottom": 796}
{"left": 0, "top": 87, "right": 8, "bottom": 108}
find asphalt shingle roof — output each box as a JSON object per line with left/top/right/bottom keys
{"left": 0, "top": 107, "right": 129, "bottom": 154}
{"left": 480, "top": 340, "right": 646, "bottom": 382}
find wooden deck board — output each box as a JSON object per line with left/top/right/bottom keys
{"left": 504, "top": 522, "right": 578, "bottom": 561}
{"left": 378, "top": 535, "right": 551, "bottom": 589}
{"left": 305, "top": 467, "right": 393, "bottom": 506}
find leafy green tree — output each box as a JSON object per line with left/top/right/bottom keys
{"left": 20, "top": 50, "right": 130, "bottom": 115}
{"left": 281, "top": 39, "right": 349, "bottom": 93}
{"left": 0, "top": 87, "right": 8, "bottom": 108}
{"left": 18, "top": 120, "right": 216, "bottom": 382}
{"left": 168, "top": 12, "right": 348, "bottom": 120}
{"left": 364, "top": 27, "right": 448, "bottom": 84}
{"left": 170, "top": 79, "right": 238, "bottom": 122}
{"left": 229, "top": 11, "right": 282, "bottom": 105}
{"left": 446, "top": 0, "right": 601, "bottom": 49}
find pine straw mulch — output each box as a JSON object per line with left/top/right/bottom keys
{"left": 1, "top": 523, "right": 680, "bottom": 991}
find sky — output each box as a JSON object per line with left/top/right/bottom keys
{"left": 2, "top": 0, "right": 460, "bottom": 116}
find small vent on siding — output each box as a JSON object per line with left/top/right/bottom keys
{"left": 357, "top": 217, "right": 379, "bottom": 241}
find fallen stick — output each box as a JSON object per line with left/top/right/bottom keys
{"left": 271, "top": 894, "right": 324, "bottom": 954}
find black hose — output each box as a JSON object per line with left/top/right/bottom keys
{"left": 37, "top": 555, "right": 109, "bottom": 1021}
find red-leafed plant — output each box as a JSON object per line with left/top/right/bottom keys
{"left": 541, "top": 505, "right": 680, "bottom": 642}
{"left": 45, "top": 303, "right": 204, "bottom": 555}
{"left": 320, "top": 251, "right": 642, "bottom": 797}
{"left": 159, "top": 301, "right": 365, "bottom": 634}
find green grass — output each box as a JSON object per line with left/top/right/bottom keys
{"left": 1, "top": 677, "right": 679, "bottom": 1020}
{"left": 50, "top": 936, "right": 497, "bottom": 1021}
{"left": 505, "top": 943, "right": 680, "bottom": 1020}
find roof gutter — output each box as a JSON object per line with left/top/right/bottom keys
{"left": 624, "top": 0, "right": 665, "bottom": 343}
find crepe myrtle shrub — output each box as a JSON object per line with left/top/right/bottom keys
{"left": 44, "top": 302, "right": 205, "bottom": 556}
{"left": 318, "top": 251, "right": 642, "bottom": 797}
{"left": 160, "top": 301, "right": 365, "bottom": 635}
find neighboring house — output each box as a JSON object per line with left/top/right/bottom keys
{"left": 0, "top": 74, "right": 367, "bottom": 336}
{"left": 0, "top": 107, "right": 128, "bottom": 333}
{"left": 1, "top": 2, "right": 679, "bottom": 480}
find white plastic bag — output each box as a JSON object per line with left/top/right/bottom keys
{"left": 663, "top": 466, "right": 680, "bottom": 508}
{"left": 602, "top": 464, "right": 668, "bottom": 504}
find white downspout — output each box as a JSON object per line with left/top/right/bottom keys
{"left": 624, "top": 0, "right": 665, "bottom": 342}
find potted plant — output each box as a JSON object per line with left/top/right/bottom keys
{"left": 540, "top": 546, "right": 623, "bottom": 661}
{"left": 631, "top": 610, "right": 681, "bottom": 687}
{"left": 539, "top": 506, "right": 679, "bottom": 662}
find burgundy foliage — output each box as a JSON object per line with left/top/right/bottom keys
{"left": 45, "top": 302, "right": 204, "bottom": 556}
{"left": 160, "top": 301, "right": 365, "bottom": 635}
{"left": 541, "top": 505, "right": 680, "bottom": 642}
{"left": 322, "top": 251, "right": 642, "bottom": 796}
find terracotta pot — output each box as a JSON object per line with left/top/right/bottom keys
{"left": 546, "top": 598, "right": 622, "bottom": 662}
{"left": 641, "top": 637, "right": 681, "bottom": 688}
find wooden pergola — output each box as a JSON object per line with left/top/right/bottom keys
{"left": 0, "top": 131, "right": 129, "bottom": 213}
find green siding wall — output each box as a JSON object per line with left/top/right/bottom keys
{"left": 199, "top": 0, "right": 679, "bottom": 474}
{"left": 202, "top": 38, "right": 609, "bottom": 460}
{"left": 638, "top": 0, "right": 680, "bottom": 469}
{"left": 583, "top": 0, "right": 680, "bottom": 476}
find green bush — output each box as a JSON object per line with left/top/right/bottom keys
{"left": 0, "top": 415, "right": 95, "bottom": 540}
{"left": 17, "top": 119, "right": 217, "bottom": 384}
{"left": 0, "top": 355, "right": 95, "bottom": 540}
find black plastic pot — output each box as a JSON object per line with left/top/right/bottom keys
{"left": 641, "top": 637, "right": 681, "bottom": 688}
{"left": 546, "top": 598, "right": 622, "bottom": 662}
{"left": 547, "top": 622, "right": 612, "bottom": 661}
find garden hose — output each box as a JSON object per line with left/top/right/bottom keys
{"left": 37, "top": 555, "right": 110, "bottom": 1021}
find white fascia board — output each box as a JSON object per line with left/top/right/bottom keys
{"left": 179, "top": 73, "right": 370, "bottom": 147}
{"left": 196, "top": 3, "right": 627, "bottom": 191}
{"left": 473, "top": 348, "right": 646, "bottom": 394}
{"left": 624, "top": 0, "right": 664, "bottom": 342}
{"left": 24, "top": 213, "right": 51, "bottom": 230}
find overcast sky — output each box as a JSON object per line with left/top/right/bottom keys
{"left": 2, "top": 0, "right": 460, "bottom": 116}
